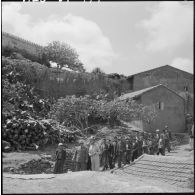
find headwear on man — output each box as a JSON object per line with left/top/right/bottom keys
{"left": 79, "top": 140, "right": 84, "bottom": 144}
{"left": 156, "top": 129, "right": 159, "bottom": 132}
{"left": 58, "top": 143, "right": 63, "bottom": 146}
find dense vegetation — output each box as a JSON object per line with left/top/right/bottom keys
{"left": 43, "top": 41, "right": 85, "bottom": 72}
{"left": 2, "top": 53, "right": 157, "bottom": 151}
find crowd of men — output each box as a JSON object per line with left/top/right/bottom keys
{"left": 54, "top": 125, "right": 173, "bottom": 173}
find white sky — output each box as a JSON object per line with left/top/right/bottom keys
{"left": 1, "top": 1, "right": 194, "bottom": 75}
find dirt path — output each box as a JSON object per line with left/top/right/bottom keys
{"left": 3, "top": 144, "right": 194, "bottom": 193}
{"left": 3, "top": 171, "right": 192, "bottom": 193}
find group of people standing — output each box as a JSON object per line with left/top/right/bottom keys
{"left": 54, "top": 125, "right": 172, "bottom": 173}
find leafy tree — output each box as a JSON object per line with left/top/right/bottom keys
{"left": 49, "top": 95, "right": 157, "bottom": 129}
{"left": 91, "top": 67, "right": 105, "bottom": 75}
{"left": 43, "top": 41, "right": 85, "bottom": 72}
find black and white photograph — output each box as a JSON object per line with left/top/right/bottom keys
{"left": 1, "top": 0, "right": 194, "bottom": 193}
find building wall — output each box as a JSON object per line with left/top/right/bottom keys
{"left": 133, "top": 66, "right": 193, "bottom": 93}
{"left": 140, "top": 86, "right": 185, "bottom": 133}
{"left": 2, "top": 32, "right": 43, "bottom": 57}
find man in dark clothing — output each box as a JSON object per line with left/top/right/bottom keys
{"left": 125, "top": 137, "right": 132, "bottom": 164}
{"left": 54, "top": 143, "right": 66, "bottom": 174}
{"left": 117, "top": 136, "right": 126, "bottom": 168}
{"left": 154, "top": 129, "right": 160, "bottom": 154}
{"left": 137, "top": 136, "right": 143, "bottom": 157}
{"left": 132, "top": 138, "right": 138, "bottom": 162}
{"left": 72, "top": 140, "right": 88, "bottom": 171}
{"left": 165, "top": 128, "right": 171, "bottom": 152}
{"left": 100, "top": 138, "right": 109, "bottom": 171}
{"left": 142, "top": 137, "right": 148, "bottom": 154}
{"left": 163, "top": 127, "right": 171, "bottom": 153}
{"left": 157, "top": 134, "right": 165, "bottom": 156}
{"left": 121, "top": 135, "right": 127, "bottom": 165}
{"left": 186, "top": 114, "right": 193, "bottom": 134}
{"left": 112, "top": 136, "right": 118, "bottom": 168}
{"left": 107, "top": 139, "right": 114, "bottom": 169}
{"left": 86, "top": 143, "right": 91, "bottom": 170}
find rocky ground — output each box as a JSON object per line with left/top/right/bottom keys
{"left": 3, "top": 144, "right": 194, "bottom": 193}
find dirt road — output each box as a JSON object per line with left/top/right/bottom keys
{"left": 3, "top": 144, "right": 194, "bottom": 193}
{"left": 3, "top": 170, "right": 192, "bottom": 193}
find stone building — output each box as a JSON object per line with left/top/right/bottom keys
{"left": 126, "top": 65, "right": 194, "bottom": 115}
{"left": 119, "top": 84, "right": 186, "bottom": 133}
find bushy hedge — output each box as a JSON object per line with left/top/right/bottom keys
{"left": 49, "top": 95, "right": 156, "bottom": 129}
{"left": 2, "top": 56, "right": 84, "bottom": 151}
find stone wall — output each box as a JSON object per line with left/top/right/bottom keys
{"left": 132, "top": 65, "right": 193, "bottom": 93}
{"left": 129, "top": 65, "right": 194, "bottom": 116}
{"left": 141, "top": 85, "right": 185, "bottom": 133}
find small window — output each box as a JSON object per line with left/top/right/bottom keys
{"left": 184, "top": 86, "right": 188, "bottom": 91}
{"left": 158, "top": 101, "right": 164, "bottom": 110}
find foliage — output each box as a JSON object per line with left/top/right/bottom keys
{"left": 49, "top": 95, "right": 102, "bottom": 129}
{"left": 2, "top": 45, "right": 50, "bottom": 67}
{"left": 2, "top": 57, "right": 85, "bottom": 150}
{"left": 2, "top": 56, "right": 130, "bottom": 100}
{"left": 2, "top": 56, "right": 49, "bottom": 85}
{"left": 49, "top": 95, "right": 157, "bottom": 130}
{"left": 91, "top": 67, "right": 105, "bottom": 75}
{"left": 141, "top": 103, "right": 158, "bottom": 124}
{"left": 2, "top": 55, "right": 157, "bottom": 150}
{"left": 43, "top": 41, "right": 85, "bottom": 72}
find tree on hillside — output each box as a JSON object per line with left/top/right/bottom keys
{"left": 43, "top": 41, "right": 85, "bottom": 72}
{"left": 91, "top": 67, "right": 105, "bottom": 75}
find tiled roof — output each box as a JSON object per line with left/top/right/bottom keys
{"left": 118, "top": 84, "right": 185, "bottom": 101}
{"left": 114, "top": 154, "right": 194, "bottom": 187}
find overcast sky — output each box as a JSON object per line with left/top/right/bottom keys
{"left": 2, "top": 1, "right": 193, "bottom": 75}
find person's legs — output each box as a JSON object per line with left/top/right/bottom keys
{"left": 122, "top": 152, "right": 126, "bottom": 165}
{"left": 159, "top": 148, "right": 165, "bottom": 156}
{"left": 165, "top": 140, "right": 168, "bottom": 152}
{"left": 60, "top": 160, "right": 65, "bottom": 173}
{"left": 91, "top": 156, "right": 95, "bottom": 171}
{"left": 112, "top": 155, "right": 117, "bottom": 168}
{"left": 81, "top": 162, "right": 87, "bottom": 171}
{"left": 87, "top": 156, "right": 91, "bottom": 170}
{"left": 108, "top": 155, "right": 113, "bottom": 169}
{"left": 105, "top": 153, "right": 109, "bottom": 170}
{"left": 126, "top": 151, "right": 130, "bottom": 164}
{"left": 132, "top": 151, "right": 135, "bottom": 162}
{"left": 162, "top": 147, "right": 165, "bottom": 156}
{"left": 134, "top": 150, "right": 138, "bottom": 159}
{"left": 76, "top": 162, "right": 81, "bottom": 171}
{"left": 94, "top": 155, "right": 100, "bottom": 171}
{"left": 54, "top": 160, "right": 60, "bottom": 173}
{"left": 102, "top": 153, "right": 106, "bottom": 170}
{"left": 167, "top": 140, "right": 171, "bottom": 152}
{"left": 118, "top": 152, "right": 122, "bottom": 168}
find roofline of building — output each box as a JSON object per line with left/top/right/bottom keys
{"left": 141, "top": 84, "right": 186, "bottom": 101}
{"left": 127, "top": 65, "right": 193, "bottom": 78}
{"left": 119, "top": 84, "right": 186, "bottom": 102}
